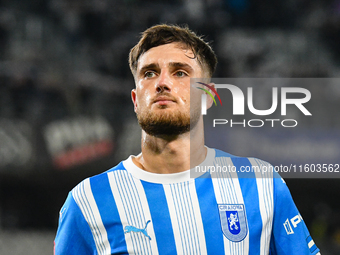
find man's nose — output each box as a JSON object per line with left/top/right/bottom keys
{"left": 156, "top": 71, "right": 172, "bottom": 93}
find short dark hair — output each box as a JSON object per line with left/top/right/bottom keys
{"left": 129, "top": 24, "right": 217, "bottom": 77}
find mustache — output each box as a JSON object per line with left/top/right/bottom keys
{"left": 152, "top": 92, "right": 177, "bottom": 103}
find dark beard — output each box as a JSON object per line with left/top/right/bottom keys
{"left": 137, "top": 109, "right": 200, "bottom": 136}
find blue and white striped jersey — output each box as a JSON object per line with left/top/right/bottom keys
{"left": 54, "top": 148, "right": 321, "bottom": 255}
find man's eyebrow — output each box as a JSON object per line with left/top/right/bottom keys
{"left": 138, "top": 63, "right": 160, "bottom": 75}
{"left": 169, "top": 62, "right": 194, "bottom": 72}
{"left": 138, "top": 62, "right": 194, "bottom": 76}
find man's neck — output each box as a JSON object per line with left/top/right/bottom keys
{"left": 132, "top": 125, "right": 206, "bottom": 174}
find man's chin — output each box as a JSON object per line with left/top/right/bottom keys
{"left": 140, "top": 123, "right": 191, "bottom": 137}
{"left": 136, "top": 108, "right": 199, "bottom": 137}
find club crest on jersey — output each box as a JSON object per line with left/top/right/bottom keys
{"left": 218, "top": 204, "right": 248, "bottom": 242}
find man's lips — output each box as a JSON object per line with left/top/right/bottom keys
{"left": 153, "top": 96, "right": 176, "bottom": 105}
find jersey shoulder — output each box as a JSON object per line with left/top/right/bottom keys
{"left": 214, "top": 148, "right": 237, "bottom": 158}
{"left": 214, "top": 148, "right": 268, "bottom": 162}
{"left": 72, "top": 160, "right": 127, "bottom": 194}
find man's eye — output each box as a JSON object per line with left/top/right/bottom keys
{"left": 145, "top": 71, "right": 156, "bottom": 78}
{"left": 175, "top": 71, "right": 186, "bottom": 77}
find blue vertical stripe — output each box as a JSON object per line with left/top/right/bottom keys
{"left": 195, "top": 177, "right": 225, "bottom": 254}
{"left": 90, "top": 172, "right": 127, "bottom": 254}
{"left": 169, "top": 182, "right": 201, "bottom": 255}
{"left": 141, "top": 181, "right": 177, "bottom": 255}
{"left": 233, "top": 157, "right": 262, "bottom": 255}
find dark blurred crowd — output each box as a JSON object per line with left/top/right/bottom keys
{"left": 1, "top": 0, "right": 340, "bottom": 125}
{"left": 1, "top": 0, "right": 340, "bottom": 253}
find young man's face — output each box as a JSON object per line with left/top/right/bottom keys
{"left": 131, "top": 42, "right": 205, "bottom": 136}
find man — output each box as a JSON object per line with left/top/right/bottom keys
{"left": 54, "top": 24, "right": 321, "bottom": 255}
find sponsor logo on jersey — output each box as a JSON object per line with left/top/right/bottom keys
{"left": 283, "top": 219, "right": 294, "bottom": 235}
{"left": 283, "top": 214, "right": 303, "bottom": 235}
{"left": 218, "top": 204, "right": 248, "bottom": 242}
{"left": 124, "top": 220, "right": 151, "bottom": 240}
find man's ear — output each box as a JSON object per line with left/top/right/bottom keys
{"left": 206, "top": 83, "right": 216, "bottom": 110}
{"left": 131, "top": 89, "right": 137, "bottom": 112}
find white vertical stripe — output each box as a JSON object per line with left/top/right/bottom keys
{"left": 107, "top": 172, "right": 133, "bottom": 252}
{"left": 107, "top": 171, "right": 156, "bottom": 255}
{"left": 189, "top": 182, "right": 207, "bottom": 255}
{"left": 211, "top": 157, "right": 249, "bottom": 255}
{"left": 72, "top": 179, "right": 111, "bottom": 255}
{"left": 164, "top": 181, "right": 205, "bottom": 255}
{"left": 251, "top": 158, "right": 274, "bottom": 255}
{"left": 163, "top": 184, "right": 184, "bottom": 254}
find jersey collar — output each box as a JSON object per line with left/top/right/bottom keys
{"left": 123, "top": 147, "right": 215, "bottom": 184}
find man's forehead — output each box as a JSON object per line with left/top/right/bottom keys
{"left": 148, "top": 42, "right": 193, "bottom": 54}
{"left": 137, "top": 43, "right": 196, "bottom": 66}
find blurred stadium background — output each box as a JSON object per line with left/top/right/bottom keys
{"left": 0, "top": 0, "right": 340, "bottom": 254}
